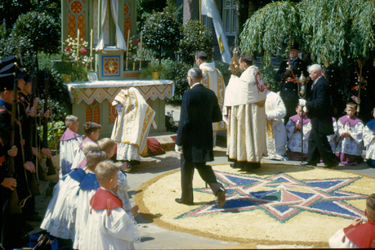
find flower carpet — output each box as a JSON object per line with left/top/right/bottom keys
{"left": 135, "top": 163, "right": 375, "bottom": 247}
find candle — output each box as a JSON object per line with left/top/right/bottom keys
{"left": 139, "top": 31, "right": 142, "bottom": 70}
{"left": 126, "top": 29, "right": 130, "bottom": 71}
{"left": 76, "top": 29, "right": 80, "bottom": 66}
{"left": 133, "top": 62, "right": 135, "bottom": 71}
{"left": 90, "top": 29, "right": 93, "bottom": 71}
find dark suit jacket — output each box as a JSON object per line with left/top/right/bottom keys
{"left": 306, "top": 77, "right": 334, "bottom": 135}
{"left": 176, "top": 84, "right": 222, "bottom": 163}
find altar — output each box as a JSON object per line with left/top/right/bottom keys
{"left": 67, "top": 80, "right": 174, "bottom": 137}
{"left": 60, "top": 0, "right": 174, "bottom": 138}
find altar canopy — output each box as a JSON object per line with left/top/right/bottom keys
{"left": 96, "top": 0, "right": 127, "bottom": 51}
{"left": 66, "top": 80, "right": 174, "bottom": 104}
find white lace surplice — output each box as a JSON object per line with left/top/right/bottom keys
{"left": 337, "top": 120, "right": 364, "bottom": 156}
{"left": 286, "top": 119, "right": 311, "bottom": 154}
{"left": 59, "top": 137, "right": 82, "bottom": 178}
{"left": 363, "top": 125, "right": 375, "bottom": 160}
{"left": 327, "top": 119, "right": 339, "bottom": 153}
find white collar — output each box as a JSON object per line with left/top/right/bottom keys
{"left": 191, "top": 82, "right": 202, "bottom": 89}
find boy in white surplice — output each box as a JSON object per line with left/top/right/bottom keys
{"left": 327, "top": 117, "right": 339, "bottom": 154}
{"left": 59, "top": 115, "right": 82, "bottom": 178}
{"left": 81, "top": 160, "right": 140, "bottom": 250}
{"left": 337, "top": 103, "right": 364, "bottom": 166}
{"left": 363, "top": 107, "right": 375, "bottom": 167}
{"left": 264, "top": 85, "right": 287, "bottom": 160}
{"left": 286, "top": 104, "right": 311, "bottom": 161}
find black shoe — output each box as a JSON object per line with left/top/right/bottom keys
{"left": 175, "top": 198, "right": 193, "bottom": 205}
{"left": 325, "top": 161, "right": 339, "bottom": 169}
{"left": 216, "top": 188, "right": 226, "bottom": 209}
{"left": 300, "top": 161, "right": 317, "bottom": 166}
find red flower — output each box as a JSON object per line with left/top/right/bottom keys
{"left": 65, "top": 46, "right": 70, "bottom": 51}
{"left": 134, "top": 39, "right": 139, "bottom": 44}
{"left": 80, "top": 48, "right": 87, "bottom": 55}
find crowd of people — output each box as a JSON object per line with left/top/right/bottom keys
{"left": 1, "top": 48, "right": 375, "bottom": 249}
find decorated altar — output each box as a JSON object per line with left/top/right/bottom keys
{"left": 61, "top": 0, "right": 174, "bottom": 137}
{"left": 67, "top": 80, "right": 174, "bottom": 136}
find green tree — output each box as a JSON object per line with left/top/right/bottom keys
{"left": 178, "top": 20, "right": 213, "bottom": 64}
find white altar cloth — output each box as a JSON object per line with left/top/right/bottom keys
{"left": 66, "top": 80, "right": 175, "bottom": 104}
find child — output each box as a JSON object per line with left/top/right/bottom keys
{"left": 329, "top": 193, "right": 375, "bottom": 248}
{"left": 363, "top": 108, "right": 375, "bottom": 167}
{"left": 40, "top": 142, "right": 100, "bottom": 240}
{"left": 73, "top": 150, "right": 108, "bottom": 249}
{"left": 98, "top": 138, "right": 138, "bottom": 217}
{"left": 81, "top": 160, "right": 140, "bottom": 249}
{"left": 59, "top": 115, "right": 82, "bottom": 178}
{"left": 286, "top": 104, "right": 311, "bottom": 161}
{"left": 337, "top": 103, "right": 364, "bottom": 165}
{"left": 71, "top": 121, "right": 101, "bottom": 169}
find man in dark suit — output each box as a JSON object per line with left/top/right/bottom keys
{"left": 175, "top": 68, "right": 226, "bottom": 208}
{"left": 300, "top": 64, "right": 339, "bottom": 168}
{"left": 275, "top": 42, "right": 309, "bottom": 124}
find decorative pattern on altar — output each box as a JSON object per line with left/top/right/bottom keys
{"left": 66, "top": 80, "right": 174, "bottom": 104}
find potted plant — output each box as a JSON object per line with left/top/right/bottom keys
{"left": 149, "top": 58, "right": 162, "bottom": 79}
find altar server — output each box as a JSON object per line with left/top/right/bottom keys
{"left": 363, "top": 108, "right": 375, "bottom": 167}
{"left": 337, "top": 103, "right": 364, "bottom": 166}
{"left": 40, "top": 141, "right": 99, "bottom": 240}
{"left": 264, "top": 83, "right": 287, "bottom": 160}
{"left": 286, "top": 104, "right": 311, "bottom": 161}
{"left": 59, "top": 115, "right": 82, "bottom": 178}
{"left": 71, "top": 121, "right": 101, "bottom": 169}
{"left": 81, "top": 160, "right": 140, "bottom": 250}
{"left": 111, "top": 87, "right": 156, "bottom": 169}
{"left": 328, "top": 117, "right": 339, "bottom": 154}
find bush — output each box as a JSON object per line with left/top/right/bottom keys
{"left": 214, "top": 61, "right": 231, "bottom": 86}
{"left": 162, "top": 59, "right": 192, "bottom": 104}
{"left": 142, "top": 4, "right": 181, "bottom": 59}
{"left": 178, "top": 20, "right": 213, "bottom": 64}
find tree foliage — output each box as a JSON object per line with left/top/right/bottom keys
{"left": 178, "top": 20, "right": 213, "bottom": 64}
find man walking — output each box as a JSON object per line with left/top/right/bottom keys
{"left": 300, "top": 64, "right": 339, "bottom": 168}
{"left": 175, "top": 68, "right": 226, "bottom": 208}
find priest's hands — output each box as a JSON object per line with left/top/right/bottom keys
{"left": 175, "top": 144, "right": 182, "bottom": 154}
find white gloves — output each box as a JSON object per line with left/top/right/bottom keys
{"left": 303, "top": 106, "right": 307, "bottom": 113}
{"left": 299, "top": 99, "right": 306, "bottom": 107}
{"left": 175, "top": 144, "right": 182, "bottom": 154}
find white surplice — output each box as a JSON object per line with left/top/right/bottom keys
{"left": 265, "top": 90, "right": 287, "bottom": 160}
{"left": 59, "top": 130, "right": 82, "bottom": 178}
{"left": 337, "top": 117, "right": 364, "bottom": 156}
{"left": 328, "top": 228, "right": 359, "bottom": 248}
{"left": 200, "top": 62, "right": 226, "bottom": 132}
{"left": 286, "top": 117, "right": 311, "bottom": 154}
{"left": 40, "top": 169, "right": 85, "bottom": 240}
{"left": 363, "top": 121, "right": 375, "bottom": 160}
{"left": 111, "top": 87, "right": 156, "bottom": 161}
{"left": 224, "top": 65, "right": 267, "bottom": 163}
{"left": 327, "top": 118, "right": 339, "bottom": 153}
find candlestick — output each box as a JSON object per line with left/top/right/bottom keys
{"left": 90, "top": 29, "right": 93, "bottom": 71}
{"left": 76, "top": 29, "right": 80, "bottom": 67}
{"left": 139, "top": 31, "right": 142, "bottom": 70}
{"left": 133, "top": 62, "right": 135, "bottom": 71}
{"left": 126, "top": 29, "right": 130, "bottom": 71}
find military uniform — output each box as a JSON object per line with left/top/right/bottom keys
{"left": 275, "top": 44, "right": 309, "bottom": 124}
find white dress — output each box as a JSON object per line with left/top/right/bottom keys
{"left": 286, "top": 116, "right": 311, "bottom": 154}
{"left": 40, "top": 168, "right": 86, "bottom": 239}
{"left": 80, "top": 189, "right": 140, "bottom": 250}
{"left": 363, "top": 119, "right": 375, "bottom": 161}
{"left": 328, "top": 228, "right": 358, "bottom": 248}
{"left": 265, "top": 90, "right": 287, "bottom": 160}
{"left": 337, "top": 116, "right": 364, "bottom": 156}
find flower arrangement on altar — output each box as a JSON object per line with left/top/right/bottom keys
{"left": 63, "top": 36, "right": 93, "bottom": 68}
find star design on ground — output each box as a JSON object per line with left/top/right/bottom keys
{"left": 175, "top": 171, "right": 368, "bottom": 223}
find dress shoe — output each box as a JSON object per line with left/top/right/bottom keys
{"left": 300, "top": 161, "right": 317, "bottom": 167}
{"left": 175, "top": 198, "right": 193, "bottom": 205}
{"left": 216, "top": 188, "right": 226, "bottom": 209}
{"left": 325, "top": 161, "right": 339, "bottom": 169}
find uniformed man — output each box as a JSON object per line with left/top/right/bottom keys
{"left": 344, "top": 58, "right": 375, "bottom": 123}
{"left": 275, "top": 42, "right": 309, "bottom": 124}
